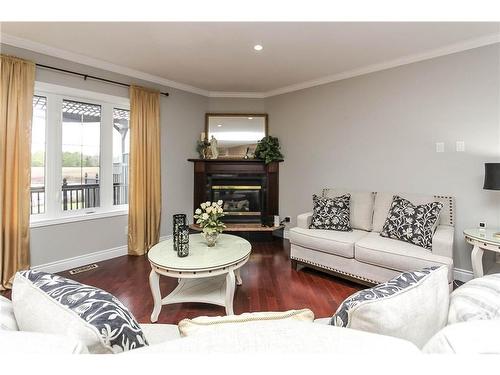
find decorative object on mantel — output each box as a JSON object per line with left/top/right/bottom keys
{"left": 194, "top": 201, "right": 226, "bottom": 247}
{"left": 254, "top": 136, "right": 284, "bottom": 164}
{"left": 210, "top": 135, "right": 219, "bottom": 159}
{"left": 196, "top": 132, "right": 210, "bottom": 159}
{"left": 176, "top": 225, "right": 190, "bottom": 257}
{"left": 173, "top": 214, "right": 187, "bottom": 251}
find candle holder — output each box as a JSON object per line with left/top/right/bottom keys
{"left": 173, "top": 214, "right": 187, "bottom": 251}
{"left": 176, "top": 225, "right": 189, "bottom": 257}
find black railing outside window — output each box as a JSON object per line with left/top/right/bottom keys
{"left": 30, "top": 172, "right": 128, "bottom": 214}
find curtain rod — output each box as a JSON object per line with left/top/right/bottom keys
{"left": 36, "top": 63, "right": 170, "bottom": 97}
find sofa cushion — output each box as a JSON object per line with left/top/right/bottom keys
{"left": 310, "top": 194, "right": 352, "bottom": 231}
{"left": 423, "top": 320, "right": 500, "bottom": 354}
{"left": 380, "top": 195, "right": 443, "bottom": 250}
{"left": 178, "top": 309, "right": 314, "bottom": 337}
{"left": 12, "top": 270, "right": 148, "bottom": 354}
{"left": 355, "top": 232, "right": 453, "bottom": 281}
{"left": 373, "top": 192, "right": 451, "bottom": 233}
{"left": 323, "top": 189, "right": 375, "bottom": 231}
{"left": 448, "top": 273, "right": 500, "bottom": 324}
{"left": 330, "top": 266, "right": 449, "bottom": 348}
{"left": 140, "top": 324, "right": 181, "bottom": 345}
{"left": 290, "top": 227, "right": 368, "bottom": 258}
{"left": 0, "top": 330, "right": 88, "bottom": 354}
{"left": 0, "top": 295, "right": 18, "bottom": 331}
{"left": 126, "top": 320, "right": 420, "bottom": 354}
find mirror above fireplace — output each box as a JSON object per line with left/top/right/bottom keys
{"left": 206, "top": 113, "right": 268, "bottom": 159}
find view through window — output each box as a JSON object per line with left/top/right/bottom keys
{"left": 62, "top": 100, "right": 101, "bottom": 211}
{"left": 31, "top": 95, "right": 47, "bottom": 214}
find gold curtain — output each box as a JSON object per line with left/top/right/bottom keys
{"left": 0, "top": 55, "right": 35, "bottom": 290}
{"left": 128, "top": 86, "right": 162, "bottom": 255}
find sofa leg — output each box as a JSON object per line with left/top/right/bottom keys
{"left": 291, "top": 259, "right": 298, "bottom": 270}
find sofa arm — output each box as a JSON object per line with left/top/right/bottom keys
{"left": 432, "top": 225, "right": 454, "bottom": 259}
{"left": 297, "top": 212, "right": 313, "bottom": 229}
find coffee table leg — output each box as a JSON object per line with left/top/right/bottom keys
{"left": 225, "top": 270, "right": 236, "bottom": 315}
{"left": 235, "top": 268, "right": 243, "bottom": 286}
{"left": 149, "top": 270, "right": 162, "bottom": 323}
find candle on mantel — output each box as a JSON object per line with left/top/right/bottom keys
{"left": 201, "top": 132, "right": 205, "bottom": 141}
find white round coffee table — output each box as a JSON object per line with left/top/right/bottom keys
{"left": 147, "top": 233, "right": 251, "bottom": 322}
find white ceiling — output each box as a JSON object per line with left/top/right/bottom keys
{"left": 1, "top": 22, "right": 499, "bottom": 96}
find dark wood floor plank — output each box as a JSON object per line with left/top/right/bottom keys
{"left": 2, "top": 237, "right": 364, "bottom": 324}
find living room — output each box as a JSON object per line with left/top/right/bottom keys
{"left": 1, "top": 1, "right": 500, "bottom": 371}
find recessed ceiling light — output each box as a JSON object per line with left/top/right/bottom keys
{"left": 217, "top": 124, "right": 222, "bottom": 127}
{"left": 253, "top": 44, "right": 263, "bottom": 51}
{"left": 248, "top": 117, "right": 253, "bottom": 120}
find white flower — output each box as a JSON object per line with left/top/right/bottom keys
{"left": 217, "top": 207, "right": 223, "bottom": 213}
{"left": 202, "top": 213, "right": 209, "bottom": 220}
{"left": 217, "top": 200, "right": 223, "bottom": 206}
{"left": 205, "top": 201, "right": 211, "bottom": 206}
{"left": 195, "top": 208, "right": 202, "bottom": 214}
{"left": 212, "top": 202, "right": 217, "bottom": 207}
{"left": 200, "top": 203, "right": 206, "bottom": 209}
{"left": 206, "top": 206, "right": 213, "bottom": 213}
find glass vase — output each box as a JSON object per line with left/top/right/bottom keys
{"left": 203, "top": 231, "right": 219, "bottom": 247}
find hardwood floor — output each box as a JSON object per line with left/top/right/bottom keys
{"left": 4, "top": 237, "right": 364, "bottom": 324}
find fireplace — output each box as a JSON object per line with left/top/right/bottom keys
{"left": 209, "top": 175, "right": 265, "bottom": 223}
{"left": 189, "top": 159, "right": 280, "bottom": 226}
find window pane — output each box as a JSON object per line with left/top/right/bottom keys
{"left": 113, "top": 108, "right": 130, "bottom": 205}
{"left": 62, "top": 100, "right": 101, "bottom": 210}
{"left": 31, "top": 96, "right": 47, "bottom": 215}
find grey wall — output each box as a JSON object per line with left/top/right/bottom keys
{"left": 1, "top": 43, "right": 207, "bottom": 266}
{"left": 208, "top": 97, "right": 265, "bottom": 113}
{"left": 2, "top": 42, "right": 498, "bottom": 273}
{"left": 266, "top": 44, "right": 500, "bottom": 272}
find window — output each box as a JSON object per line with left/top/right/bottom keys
{"left": 31, "top": 96, "right": 47, "bottom": 215}
{"left": 30, "top": 83, "right": 130, "bottom": 225}
{"left": 62, "top": 100, "right": 101, "bottom": 210}
{"left": 112, "top": 108, "right": 130, "bottom": 205}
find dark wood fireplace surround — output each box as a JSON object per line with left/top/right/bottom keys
{"left": 188, "top": 159, "right": 282, "bottom": 228}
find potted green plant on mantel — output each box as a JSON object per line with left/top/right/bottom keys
{"left": 254, "top": 136, "right": 284, "bottom": 164}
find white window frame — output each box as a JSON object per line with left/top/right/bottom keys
{"left": 30, "top": 82, "right": 130, "bottom": 228}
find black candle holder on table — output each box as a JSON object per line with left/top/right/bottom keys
{"left": 173, "top": 214, "right": 187, "bottom": 251}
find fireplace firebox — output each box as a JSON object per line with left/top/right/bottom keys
{"left": 188, "top": 159, "right": 281, "bottom": 225}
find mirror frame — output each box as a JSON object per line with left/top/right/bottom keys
{"left": 204, "top": 113, "right": 269, "bottom": 142}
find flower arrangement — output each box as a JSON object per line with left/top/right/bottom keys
{"left": 194, "top": 200, "right": 226, "bottom": 246}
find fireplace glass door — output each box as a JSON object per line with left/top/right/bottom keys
{"left": 211, "top": 185, "right": 262, "bottom": 223}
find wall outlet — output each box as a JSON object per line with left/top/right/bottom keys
{"left": 284, "top": 216, "right": 291, "bottom": 223}
{"left": 456, "top": 141, "right": 465, "bottom": 152}
{"left": 436, "top": 142, "right": 444, "bottom": 153}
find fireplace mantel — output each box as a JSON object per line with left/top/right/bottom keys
{"left": 188, "top": 159, "right": 282, "bottom": 225}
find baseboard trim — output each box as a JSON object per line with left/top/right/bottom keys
{"left": 453, "top": 267, "right": 474, "bottom": 283}
{"left": 32, "top": 235, "right": 173, "bottom": 274}
{"left": 31, "top": 245, "right": 128, "bottom": 274}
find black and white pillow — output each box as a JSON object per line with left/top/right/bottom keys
{"left": 330, "top": 266, "right": 449, "bottom": 348}
{"left": 380, "top": 195, "right": 443, "bottom": 250}
{"left": 309, "top": 194, "right": 352, "bottom": 231}
{"left": 12, "top": 270, "right": 148, "bottom": 353}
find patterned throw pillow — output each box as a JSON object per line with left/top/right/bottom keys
{"left": 309, "top": 194, "right": 352, "bottom": 231}
{"left": 12, "top": 270, "right": 148, "bottom": 353}
{"left": 380, "top": 195, "right": 443, "bottom": 250}
{"left": 330, "top": 266, "right": 449, "bottom": 348}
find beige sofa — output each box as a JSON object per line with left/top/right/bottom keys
{"left": 290, "top": 189, "right": 455, "bottom": 286}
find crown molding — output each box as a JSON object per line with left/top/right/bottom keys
{"left": 263, "top": 32, "right": 500, "bottom": 98}
{"left": 208, "top": 91, "right": 266, "bottom": 98}
{"left": 0, "top": 33, "right": 210, "bottom": 96}
{"left": 2, "top": 32, "right": 499, "bottom": 99}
